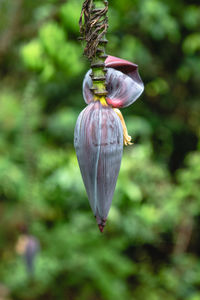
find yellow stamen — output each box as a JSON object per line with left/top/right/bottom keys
{"left": 113, "top": 108, "right": 133, "bottom": 146}
{"left": 94, "top": 95, "right": 108, "bottom": 106}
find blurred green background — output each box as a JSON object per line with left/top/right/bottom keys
{"left": 0, "top": 0, "right": 200, "bottom": 299}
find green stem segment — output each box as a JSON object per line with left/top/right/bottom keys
{"left": 90, "top": 0, "right": 108, "bottom": 105}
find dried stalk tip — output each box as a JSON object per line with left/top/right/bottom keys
{"left": 79, "top": 0, "right": 108, "bottom": 59}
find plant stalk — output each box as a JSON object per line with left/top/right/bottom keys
{"left": 79, "top": 0, "right": 108, "bottom": 105}
{"left": 90, "top": 0, "right": 108, "bottom": 105}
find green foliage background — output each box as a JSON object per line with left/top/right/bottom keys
{"left": 0, "top": 0, "right": 200, "bottom": 299}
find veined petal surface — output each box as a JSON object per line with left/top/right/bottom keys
{"left": 74, "top": 101, "right": 123, "bottom": 225}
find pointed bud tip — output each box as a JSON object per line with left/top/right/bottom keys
{"left": 98, "top": 223, "right": 105, "bottom": 233}
{"left": 96, "top": 215, "right": 107, "bottom": 233}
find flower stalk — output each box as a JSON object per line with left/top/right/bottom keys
{"left": 79, "top": 0, "right": 108, "bottom": 105}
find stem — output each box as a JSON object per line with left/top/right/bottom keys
{"left": 79, "top": 0, "right": 108, "bottom": 105}
{"left": 90, "top": 0, "right": 108, "bottom": 105}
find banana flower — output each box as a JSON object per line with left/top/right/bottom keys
{"left": 74, "top": 56, "right": 144, "bottom": 232}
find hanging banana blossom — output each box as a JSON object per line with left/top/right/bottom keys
{"left": 75, "top": 56, "right": 144, "bottom": 232}
{"left": 75, "top": 0, "right": 144, "bottom": 232}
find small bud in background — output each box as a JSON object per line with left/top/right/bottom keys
{"left": 16, "top": 235, "right": 40, "bottom": 275}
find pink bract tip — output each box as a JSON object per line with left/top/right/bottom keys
{"left": 105, "top": 55, "right": 138, "bottom": 70}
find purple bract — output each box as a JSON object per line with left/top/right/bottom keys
{"left": 83, "top": 55, "right": 144, "bottom": 108}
